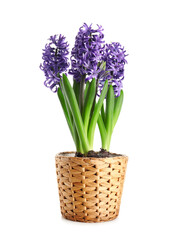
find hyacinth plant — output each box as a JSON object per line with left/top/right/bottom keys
{"left": 40, "top": 23, "right": 127, "bottom": 156}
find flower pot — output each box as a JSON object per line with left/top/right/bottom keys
{"left": 55, "top": 152, "right": 128, "bottom": 223}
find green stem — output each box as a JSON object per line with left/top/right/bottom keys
{"left": 97, "top": 114, "right": 107, "bottom": 149}
{"left": 84, "top": 81, "right": 90, "bottom": 101}
{"left": 82, "top": 79, "right": 96, "bottom": 134}
{"left": 105, "top": 85, "right": 115, "bottom": 151}
{"left": 73, "top": 81, "right": 80, "bottom": 102}
{"left": 75, "top": 131, "right": 83, "bottom": 153}
{"left": 73, "top": 81, "right": 83, "bottom": 153}
{"left": 90, "top": 78, "right": 99, "bottom": 119}
{"left": 88, "top": 80, "right": 108, "bottom": 149}
{"left": 113, "top": 90, "right": 124, "bottom": 130}
{"left": 101, "top": 101, "right": 106, "bottom": 124}
{"left": 79, "top": 75, "right": 85, "bottom": 115}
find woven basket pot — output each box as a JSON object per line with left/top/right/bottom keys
{"left": 55, "top": 152, "right": 128, "bottom": 223}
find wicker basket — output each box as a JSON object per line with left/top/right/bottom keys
{"left": 55, "top": 152, "right": 128, "bottom": 223}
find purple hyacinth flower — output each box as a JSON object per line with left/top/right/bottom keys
{"left": 99, "top": 42, "right": 127, "bottom": 97}
{"left": 69, "top": 23, "right": 105, "bottom": 82}
{"left": 40, "top": 35, "right": 70, "bottom": 92}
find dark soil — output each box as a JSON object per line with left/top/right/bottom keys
{"left": 75, "top": 149, "right": 122, "bottom": 158}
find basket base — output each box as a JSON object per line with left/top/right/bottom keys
{"left": 61, "top": 212, "right": 119, "bottom": 223}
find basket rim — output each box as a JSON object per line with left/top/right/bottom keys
{"left": 55, "top": 151, "right": 128, "bottom": 161}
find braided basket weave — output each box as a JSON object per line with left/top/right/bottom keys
{"left": 55, "top": 152, "right": 128, "bottom": 223}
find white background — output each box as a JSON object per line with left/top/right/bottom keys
{"left": 0, "top": 0, "right": 181, "bottom": 239}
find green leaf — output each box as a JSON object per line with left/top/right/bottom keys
{"left": 62, "top": 74, "right": 90, "bottom": 153}
{"left": 57, "top": 87, "right": 76, "bottom": 145}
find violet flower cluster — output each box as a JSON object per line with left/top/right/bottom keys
{"left": 99, "top": 42, "right": 127, "bottom": 97}
{"left": 40, "top": 23, "right": 127, "bottom": 96}
{"left": 40, "top": 35, "right": 69, "bottom": 92}
{"left": 69, "top": 23, "right": 105, "bottom": 82}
